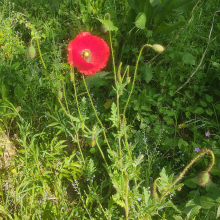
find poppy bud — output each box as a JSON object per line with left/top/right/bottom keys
{"left": 152, "top": 44, "right": 165, "bottom": 53}
{"left": 199, "top": 172, "right": 210, "bottom": 186}
{"left": 126, "top": 77, "right": 130, "bottom": 84}
{"left": 152, "top": 192, "right": 158, "bottom": 199}
{"left": 58, "top": 91, "right": 63, "bottom": 100}
{"left": 27, "top": 46, "right": 36, "bottom": 59}
{"left": 91, "top": 139, "right": 96, "bottom": 147}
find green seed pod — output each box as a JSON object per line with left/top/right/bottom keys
{"left": 199, "top": 172, "right": 210, "bottom": 186}
{"left": 163, "top": 186, "right": 167, "bottom": 191}
{"left": 152, "top": 44, "right": 165, "bottom": 53}
{"left": 152, "top": 192, "right": 158, "bottom": 199}
{"left": 27, "top": 46, "right": 36, "bottom": 59}
{"left": 58, "top": 91, "right": 63, "bottom": 100}
{"left": 91, "top": 139, "right": 96, "bottom": 147}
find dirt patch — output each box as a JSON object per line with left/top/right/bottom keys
{"left": 0, "top": 130, "right": 16, "bottom": 168}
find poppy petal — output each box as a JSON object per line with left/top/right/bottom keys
{"left": 68, "top": 32, "right": 109, "bottom": 75}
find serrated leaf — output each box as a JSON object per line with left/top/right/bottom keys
{"left": 132, "top": 154, "right": 144, "bottom": 167}
{"left": 109, "top": 102, "right": 118, "bottom": 127}
{"left": 135, "top": 12, "right": 146, "bottom": 29}
{"left": 159, "top": 167, "right": 169, "bottom": 182}
{"left": 182, "top": 53, "right": 195, "bottom": 65}
{"left": 141, "top": 64, "right": 153, "bottom": 83}
{"left": 116, "top": 200, "right": 125, "bottom": 208}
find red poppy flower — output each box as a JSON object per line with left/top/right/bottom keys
{"left": 68, "top": 32, "right": 109, "bottom": 75}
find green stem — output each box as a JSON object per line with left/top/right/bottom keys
{"left": 82, "top": 74, "right": 112, "bottom": 153}
{"left": 70, "top": 68, "right": 83, "bottom": 125}
{"left": 58, "top": 97, "right": 85, "bottom": 164}
{"left": 125, "top": 176, "right": 129, "bottom": 219}
{"left": 61, "top": 80, "right": 70, "bottom": 116}
{"left": 123, "top": 44, "right": 152, "bottom": 117}
{"left": 159, "top": 149, "right": 215, "bottom": 202}
{"left": 31, "top": 37, "right": 46, "bottom": 70}
{"left": 95, "top": 136, "right": 108, "bottom": 167}
{"left": 122, "top": 44, "right": 153, "bottom": 157}
{"left": 104, "top": 13, "right": 121, "bottom": 155}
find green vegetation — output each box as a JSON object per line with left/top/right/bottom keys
{"left": 1, "top": 0, "right": 220, "bottom": 219}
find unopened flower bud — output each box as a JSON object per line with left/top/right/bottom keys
{"left": 58, "top": 91, "right": 63, "bottom": 100}
{"left": 152, "top": 192, "right": 158, "bottom": 199}
{"left": 199, "top": 172, "right": 210, "bottom": 186}
{"left": 152, "top": 44, "right": 165, "bottom": 53}
{"left": 91, "top": 139, "right": 96, "bottom": 147}
{"left": 27, "top": 45, "right": 36, "bottom": 59}
{"left": 162, "top": 186, "right": 167, "bottom": 191}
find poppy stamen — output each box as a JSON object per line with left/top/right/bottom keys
{"left": 79, "top": 49, "right": 91, "bottom": 62}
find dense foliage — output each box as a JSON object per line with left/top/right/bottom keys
{"left": 0, "top": 0, "right": 220, "bottom": 219}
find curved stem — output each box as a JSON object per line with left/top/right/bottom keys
{"left": 82, "top": 74, "right": 112, "bottom": 154}
{"left": 159, "top": 149, "right": 215, "bottom": 202}
{"left": 123, "top": 44, "right": 152, "bottom": 118}
{"left": 104, "top": 13, "right": 121, "bottom": 155}
{"left": 33, "top": 37, "right": 46, "bottom": 70}
{"left": 122, "top": 44, "right": 153, "bottom": 157}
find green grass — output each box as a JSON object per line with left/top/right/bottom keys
{"left": 0, "top": 0, "right": 220, "bottom": 219}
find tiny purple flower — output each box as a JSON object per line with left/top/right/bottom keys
{"left": 205, "top": 131, "right": 210, "bottom": 137}
{"left": 195, "top": 148, "right": 200, "bottom": 153}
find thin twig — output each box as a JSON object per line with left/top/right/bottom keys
{"left": 174, "top": 10, "right": 220, "bottom": 94}
{"left": 148, "top": 0, "right": 201, "bottom": 65}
